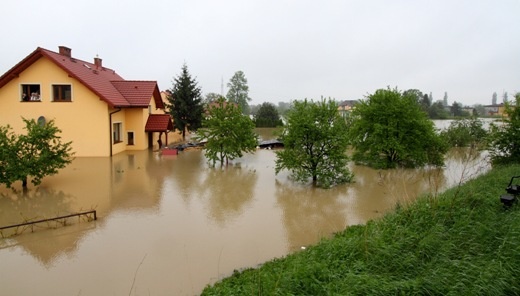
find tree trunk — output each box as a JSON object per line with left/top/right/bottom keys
{"left": 312, "top": 175, "right": 317, "bottom": 187}
{"left": 22, "top": 177, "right": 28, "bottom": 188}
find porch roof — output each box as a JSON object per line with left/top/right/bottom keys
{"left": 145, "top": 114, "right": 174, "bottom": 132}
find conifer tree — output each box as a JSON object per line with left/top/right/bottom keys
{"left": 167, "top": 63, "right": 204, "bottom": 140}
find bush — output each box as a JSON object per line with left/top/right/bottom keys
{"left": 488, "top": 93, "right": 520, "bottom": 164}
{"left": 440, "top": 118, "right": 488, "bottom": 148}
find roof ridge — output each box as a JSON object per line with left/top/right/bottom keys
{"left": 39, "top": 47, "right": 117, "bottom": 72}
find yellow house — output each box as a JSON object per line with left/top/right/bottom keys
{"left": 0, "top": 46, "right": 177, "bottom": 157}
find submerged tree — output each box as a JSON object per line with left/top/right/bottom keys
{"left": 0, "top": 118, "right": 74, "bottom": 189}
{"left": 195, "top": 98, "right": 257, "bottom": 166}
{"left": 167, "top": 63, "right": 204, "bottom": 140}
{"left": 440, "top": 118, "right": 488, "bottom": 148}
{"left": 349, "top": 87, "right": 447, "bottom": 169}
{"left": 275, "top": 99, "right": 353, "bottom": 188}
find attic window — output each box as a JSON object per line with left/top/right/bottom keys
{"left": 52, "top": 85, "right": 72, "bottom": 102}
{"left": 21, "top": 84, "right": 41, "bottom": 102}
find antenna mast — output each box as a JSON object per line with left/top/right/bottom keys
{"left": 221, "top": 76, "right": 224, "bottom": 97}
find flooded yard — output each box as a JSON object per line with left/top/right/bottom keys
{"left": 0, "top": 129, "right": 490, "bottom": 295}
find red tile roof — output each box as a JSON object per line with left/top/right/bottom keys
{"left": 145, "top": 114, "right": 174, "bottom": 132}
{"left": 111, "top": 81, "right": 164, "bottom": 108}
{"left": 0, "top": 47, "right": 163, "bottom": 109}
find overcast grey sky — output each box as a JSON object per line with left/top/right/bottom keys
{"left": 1, "top": 0, "right": 519, "bottom": 106}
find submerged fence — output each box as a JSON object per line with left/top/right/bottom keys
{"left": 0, "top": 210, "right": 97, "bottom": 237}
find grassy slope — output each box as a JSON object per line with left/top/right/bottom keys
{"left": 202, "top": 164, "right": 520, "bottom": 295}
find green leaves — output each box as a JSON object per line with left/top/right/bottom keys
{"left": 488, "top": 93, "right": 520, "bottom": 164}
{"left": 254, "top": 102, "right": 283, "bottom": 127}
{"left": 226, "top": 71, "right": 251, "bottom": 114}
{"left": 0, "top": 118, "right": 74, "bottom": 189}
{"left": 275, "top": 98, "right": 353, "bottom": 188}
{"left": 349, "top": 87, "right": 447, "bottom": 169}
{"left": 195, "top": 98, "right": 257, "bottom": 166}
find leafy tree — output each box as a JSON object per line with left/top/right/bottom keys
{"left": 428, "top": 101, "right": 450, "bottom": 119}
{"left": 473, "top": 104, "right": 486, "bottom": 117}
{"left": 226, "top": 71, "right": 251, "bottom": 114}
{"left": 488, "top": 93, "right": 520, "bottom": 164}
{"left": 440, "top": 118, "right": 488, "bottom": 148}
{"left": 167, "top": 63, "right": 204, "bottom": 140}
{"left": 277, "top": 101, "right": 292, "bottom": 116}
{"left": 249, "top": 104, "right": 260, "bottom": 116}
{"left": 203, "top": 92, "right": 224, "bottom": 105}
{"left": 255, "top": 102, "right": 283, "bottom": 127}
{"left": 275, "top": 99, "right": 353, "bottom": 188}
{"left": 0, "top": 118, "right": 74, "bottom": 189}
{"left": 195, "top": 98, "right": 257, "bottom": 166}
{"left": 403, "top": 89, "right": 423, "bottom": 103}
{"left": 349, "top": 87, "right": 447, "bottom": 169}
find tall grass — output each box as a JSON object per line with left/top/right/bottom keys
{"left": 201, "top": 164, "right": 520, "bottom": 295}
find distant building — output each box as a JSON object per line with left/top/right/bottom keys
{"left": 337, "top": 100, "right": 358, "bottom": 118}
{"left": 483, "top": 103, "right": 507, "bottom": 117}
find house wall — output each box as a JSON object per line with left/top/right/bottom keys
{"left": 0, "top": 57, "right": 111, "bottom": 157}
{"left": 124, "top": 108, "right": 148, "bottom": 151}
{"left": 158, "top": 91, "right": 183, "bottom": 146}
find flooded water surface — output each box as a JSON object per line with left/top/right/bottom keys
{"left": 0, "top": 128, "right": 490, "bottom": 295}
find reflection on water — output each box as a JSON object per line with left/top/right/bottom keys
{"left": 0, "top": 128, "right": 491, "bottom": 295}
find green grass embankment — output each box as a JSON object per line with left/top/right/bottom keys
{"left": 202, "top": 164, "right": 520, "bottom": 295}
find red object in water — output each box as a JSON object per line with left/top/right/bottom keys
{"left": 162, "top": 148, "right": 178, "bottom": 155}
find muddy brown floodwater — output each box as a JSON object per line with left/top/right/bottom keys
{"left": 0, "top": 128, "right": 490, "bottom": 295}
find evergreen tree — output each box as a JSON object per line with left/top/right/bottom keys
{"left": 492, "top": 92, "right": 498, "bottom": 105}
{"left": 451, "top": 101, "right": 464, "bottom": 117}
{"left": 255, "top": 102, "right": 283, "bottom": 127}
{"left": 443, "top": 92, "right": 448, "bottom": 106}
{"left": 226, "top": 71, "right": 251, "bottom": 114}
{"left": 167, "top": 63, "right": 204, "bottom": 140}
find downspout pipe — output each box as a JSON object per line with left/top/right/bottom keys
{"left": 109, "top": 108, "right": 122, "bottom": 157}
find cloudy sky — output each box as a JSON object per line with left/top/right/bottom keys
{"left": 1, "top": 0, "right": 519, "bottom": 106}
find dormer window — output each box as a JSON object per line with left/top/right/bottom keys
{"left": 52, "top": 84, "right": 72, "bottom": 102}
{"left": 21, "top": 84, "right": 41, "bottom": 102}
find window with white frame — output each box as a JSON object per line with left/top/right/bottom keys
{"left": 21, "top": 84, "right": 41, "bottom": 101}
{"left": 127, "top": 131, "right": 134, "bottom": 145}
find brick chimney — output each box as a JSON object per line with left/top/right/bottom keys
{"left": 58, "top": 46, "right": 72, "bottom": 57}
{"left": 94, "top": 55, "right": 102, "bottom": 68}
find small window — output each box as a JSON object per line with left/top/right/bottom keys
{"left": 52, "top": 85, "right": 72, "bottom": 102}
{"left": 127, "top": 132, "right": 134, "bottom": 145}
{"left": 113, "top": 122, "right": 122, "bottom": 144}
{"left": 21, "top": 84, "right": 41, "bottom": 101}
